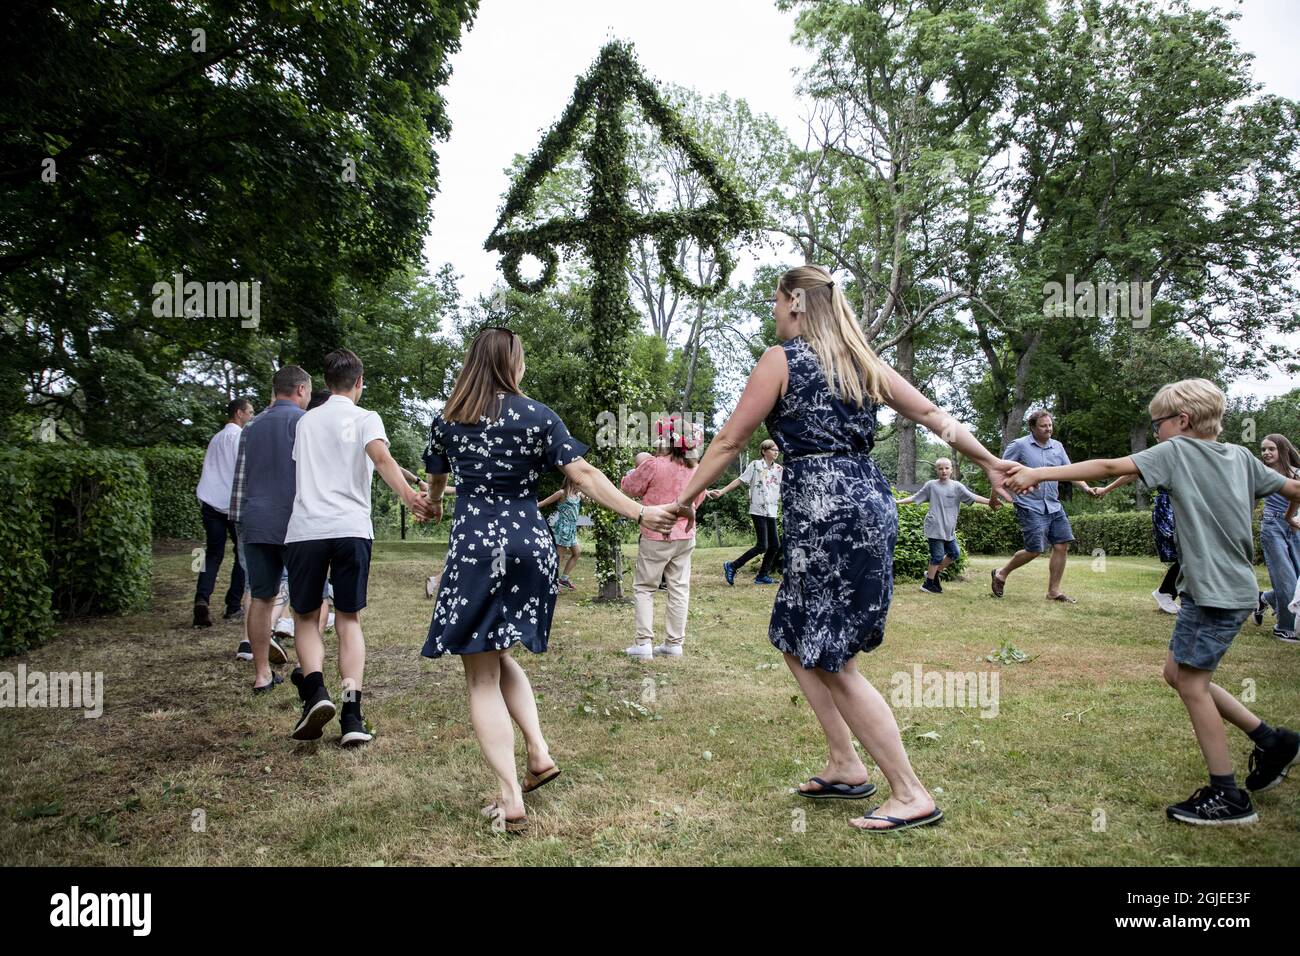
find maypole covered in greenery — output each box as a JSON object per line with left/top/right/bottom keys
{"left": 486, "top": 41, "right": 759, "bottom": 599}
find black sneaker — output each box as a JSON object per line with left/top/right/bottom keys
{"left": 1275, "top": 629, "right": 1299, "bottom": 645}
{"left": 1245, "top": 728, "right": 1300, "bottom": 792}
{"left": 1165, "top": 786, "right": 1258, "bottom": 825}
{"left": 235, "top": 640, "right": 253, "bottom": 662}
{"left": 291, "top": 685, "right": 336, "bottom": 741}
{"left": 193, "top": 603, "right": 213, "bottom": 628}
{"left": 919, "top": 577, "right": 941, "bottom": 595}
{"left": 253, "top": 672, "right": 283, "bottom": 696}
{"left": 340, "top": 711, "right": 373, "bottom": 747}
{"left": 934, "top": 575, "right": 943, "bottom": 593}
{"left": 1253, "top": 591, "right": 1269, "bottom": 627}
{"left": 268, "top": 635, "right": 288, "bottom": 666}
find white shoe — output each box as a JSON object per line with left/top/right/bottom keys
{"left": 1152, "top": 589, "right": 1179, "bottom": 615}
{"left": 274, "top": 616, "right": 295, "bottom": 638}
{"left": 625, "top": 643, "right": 653, "bottom": 659}
{"left": 653, "top": 644, "right": 683, "bottom": 657}
{"left": 325, "top": 612, "right": 336, "bottom": 633}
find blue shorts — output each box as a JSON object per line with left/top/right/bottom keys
{"left": 243, "top": 542, "right": 289, "bottom": 600}
{"left": 1169, "top": 594, "right": 1249, "bottom": 671}
{"left": 285, "top": 538, "right": 370, "bottom": 615}
{"left": 927, "top": 537, "right": 960, "bottom": 564}
{"left": 1015, "top": 505, "right": 1075, "bottom": 553}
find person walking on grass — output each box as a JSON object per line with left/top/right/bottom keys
{"left": 894, "top": 457, "right": 990, "bottom": 594}
{"left": 990, "top": 409, "right": 1102, "bottom": 604}
{"left": 708, "top": 438, "right": 783, "bottom": 586}
{"left": 419, "top": 328, "right": 678, "bottom": 832}
{"left": 194, "top": 397, "right": 253, "bottom": 630}
{"left": 229, "top": 365, "right": 311, "bottom": 692}
{"left": 1254, "top": 434, "right": 1300, "bottom": 642}
{"left": 539, "top": 476, "right": 585, "bottom": 591}
{"left": 669, "top": 265, "right": 1014, "bottom": 832}
{"left": 620, "top": 414, "right": 708, "bottom": 659}
{"left": 283, "top": 349, "right": 430, "bottom": 747}
{"left": 1003, "top": 378, "right": 1300, "bottom": 825}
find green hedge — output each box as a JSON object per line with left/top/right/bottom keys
{"left": 954, "top": 504, "right": 1265, "bottom": 563}
{"left": 29, "top": 448, "right": 152, "bottom": 618}
{"left": 894, "top": 501, "right": 967, "bottom": 581}
{"left": 0, "top": 450, "right": 55, "bottom": 655}
{"left": 134, "top": 447, "right": 205, "bottom": 539}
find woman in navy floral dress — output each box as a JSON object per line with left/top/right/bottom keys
{"left": 420, "top": 328, "right": 678, "bottom": 831}
{"left": 673, "top": 266, "right": 1014, "bottom": 832}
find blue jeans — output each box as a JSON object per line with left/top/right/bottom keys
{"left": 1261, "top": 513, "right": 1299, "bottom": 635}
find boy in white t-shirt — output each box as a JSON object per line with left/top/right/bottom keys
{"left": 284, "top": 349, "right": 429, "bottom": 745}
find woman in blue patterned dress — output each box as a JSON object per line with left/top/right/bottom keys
{"left": 672, "top": 266, "right": 1014, "bottom": 832}
{"left": 420, "top": 328, "right": 679, "bottom": 831}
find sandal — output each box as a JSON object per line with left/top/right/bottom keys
{"left": 481, "top": 803, "right": 529, "bottom": 834}
{"left": 851, "top": 805, "right": 944, "bottom": 832}
{"left": 1046, "top": 593, "right": 1077, "bottom": 603}
{"left": 990, "top": 569, "right": 1005, "bottom": 598}
{"left": 798, "top": 777, "right": 877, "bottom": 800}
{"left": 523, "top": 765, "right": 561, "bottom": 793}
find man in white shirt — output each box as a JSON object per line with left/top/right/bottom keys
{"left": 283, "top": 348, "right": 431, "bottom": 746}
{"left": 193, "top": 398, "right": 253, "bottom": 628}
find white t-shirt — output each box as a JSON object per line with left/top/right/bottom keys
{"left": 196, "top": 422, "right": 243, "bottom": 512}
{"left": 284, "top": 395, "right": 388, "bottom": 543}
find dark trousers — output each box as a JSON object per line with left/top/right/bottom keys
{"left": 734, "top": 514, "right": 779, "bottom": 577}
{"left": 1158, "top": 561, "right": 1180, "bottom": 598}
{"left": 195, "top": 502, "right": 245, "bottom": 612}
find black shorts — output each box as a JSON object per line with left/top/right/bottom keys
{"left": 243, "top": 542, "right": 288, "bottom": 600}
{"left": 285, "top": 538, "right": 372, "bottom": 615}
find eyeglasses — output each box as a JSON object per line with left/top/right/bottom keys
{"left": 1150, "top": 413, "right": 1181, "bottom": 432}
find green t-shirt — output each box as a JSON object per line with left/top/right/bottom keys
{"left": 1131, "top": 437, "right": 1285, "bottom": 609}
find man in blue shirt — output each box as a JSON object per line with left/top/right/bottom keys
{"left": 229, "top": 365, "right": 312, "bottom": 692}
{"left": 990, "top": 409, "right": 1101, "bottom": 603}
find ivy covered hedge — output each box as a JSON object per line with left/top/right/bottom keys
{"left": 29, "top": 448, "right": 153, "bottom": 618}
{"left": 0, "top": 449, "right": 55, "bottom": 656}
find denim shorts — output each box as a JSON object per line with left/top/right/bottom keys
{"left": 1170, "top": 593, "right": 1250, "bottom": 671}
{"left": 927, "top": 537, "right": 960, "bottom": 564}
{"left": 1015, "top": 505, "right": 1075, "bottom": 553}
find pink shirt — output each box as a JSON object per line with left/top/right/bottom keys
{"left": 620, "top": 456, "right": 707, "bottom": 542}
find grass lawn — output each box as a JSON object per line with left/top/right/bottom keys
{"left": 2, "top": 542, "right": 1298, "bottom": 866}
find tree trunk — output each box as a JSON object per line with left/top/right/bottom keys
{"left": 895, "top": 328, "right": 917, "bottom": 486}
{"left": 1129, "top": 423, "right": 1150, "bottom": 509}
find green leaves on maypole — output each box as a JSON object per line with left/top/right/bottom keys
{"left": 485, "top": 40, "right": 759, "bottom": 598}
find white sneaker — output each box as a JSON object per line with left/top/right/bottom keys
{"left": 1152, "top": 589, "right": 1180, "bottom": 615}
{"left": 325, "top": 612, "right": 336, "bottom": 633}
{"left": 625, "top": 643, "right": 653, "bottom": 659}
{"left": 653, "top": 643, "right": 683, "bottom": 657}
{"left": 274, "top": 616, "right": 295, "bottom": 638}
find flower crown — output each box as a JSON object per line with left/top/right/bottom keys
{"left": 655, "top": 414, "right": 703, "bottom": 450}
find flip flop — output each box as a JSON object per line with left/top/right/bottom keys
{"left": 990, "top": 569, "right": 1005, "bottom": 598}
{"left": 851, "top": 805, "right": 945, "bottom": 832}
{"left": 798, "top": 777, "right": 877, "bottom": 800}
{"left": 523, "top": 765, "right": 561, "bottom": 793}
{"left": 1046, "top": 593, "right": 1077, "bottom": 603}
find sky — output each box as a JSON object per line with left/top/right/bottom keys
{"left": 422, "top": 0, "right": 1300, "bottom": 401}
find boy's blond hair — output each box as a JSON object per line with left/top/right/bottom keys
{"left": 1148, "top": 378, "right": 1225, "bottom": 437}
{"left": 934, "top": 457, "right": 953, "bottom": 471}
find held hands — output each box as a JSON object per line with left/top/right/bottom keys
{"left": 1001, "top": 463, "right": 1039, "bottom": 495}
{"left": 705, "top": 489, "right": 722, "bottom": 500}
{"left": 639, "top": 503, "right": 680, "bottom": 535}
{"left": 1289, "top": 514, "right": 1300, "bottom": 533}
{"left": 670, "top": 498, "right": 697, "bottom": 533}
{"left": 984, "top": 459, "right": 1020, "bottom": 508}
{"left": 409, "top": 491, "right": 441, "bottom": 524}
